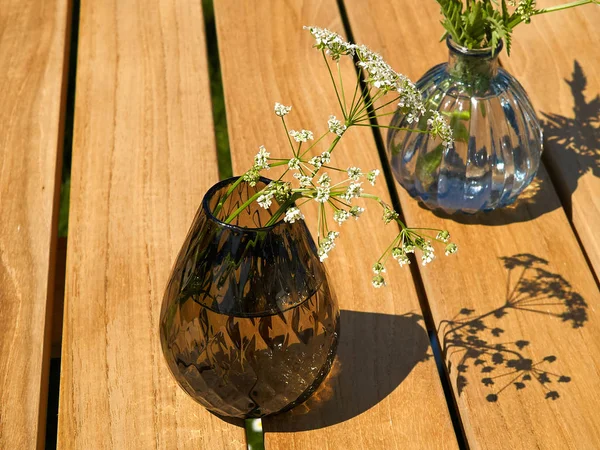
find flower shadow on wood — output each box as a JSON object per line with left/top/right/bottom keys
{"left": 263, "top": 310, "right": 431, "bottom": 432}
{"left": 429, "top": 60, "right": 598, "bottom": 226}
{"left": 441, "top": 253, "right": 587, "bottom": 402}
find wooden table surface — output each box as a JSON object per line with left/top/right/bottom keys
{"left": 0, "top": 0, "right": 598, "bottom": 449}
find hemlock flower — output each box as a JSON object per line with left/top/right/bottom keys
{"left": 382, "top": 206, "right": 399, "bottom": 224}
{"left": 392, "top": 247, "right": 410, "bottom": 267}
{"left": 445, "top": 243, "right": 458, "bottom": 256}
{"left": 284, "top": 207, "right": 304, "bottom": 223}
{"left": 308, "top": 156, "right": 323, "bottom": 170}
{"left": 257, "top": 192, "right": 273, "bottom": 209}
{"left": 288, "top": 157, "right": 301, "bottom": 170}
{"left": 349, "top": 206, "right": 365, "bottom": 219}
{"left": 294, "top": 172, "right": 312, "bottom": 187}
{"left": 436, "top": 230, "right": 450, "bottom": 243}
{"left": 289, "top": 129, "right": 314, "bottom": 143}
{"left": 342, "top": 182, "right": 363, "bottom": 201}
{"left": 254, "top": 146, "right": 270, "bottom": 170}
{"left": 318, "top": 231, "right": 340, "bottom": 261}
{"left": 366, "top": 169, "right": 380, "bottom": 186}
{"left": 315, "top": 186, "right": 330, "bottom": 203}
{"left": 226, "top": 26, "right": 460, "bottom": 290}
{"left": 372, "top": 262, "right": 386, "bottom": 274}
{"left": 243, "top": 168, "right": 260, "bottom": 186}
{"left": 274, "top": 102, "right": 292, "bottom": 117}
{"left": 347, "top": 167, "right": 362, "bottom": 181}
{"left": 372, "top": 275, "right": 385, "bottom": 288}
{"left": 318, "top": 172, "right": 331, "bottom": 187}
{"left": 328, "top": 115, "right": 346, "bottom": 136}
{"left": 333, "top": 209, "right": 351, "bottom": 225}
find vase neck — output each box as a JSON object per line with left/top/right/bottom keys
{"left": 446, "top": 37, "right": 501, "bottom": 90}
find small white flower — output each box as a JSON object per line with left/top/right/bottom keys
{"left": 421, "top": 250, "right": 435, "bottom": 266}
{"left": 349, "top": 206, "right": 365, "bottom": 219}
{"left": 333, "top": 209, "right": 351, "bottom": 225}
{"left": 372, "top": 262, "right": 386, "bottom": 274}
{"left": 342, "top": 182, "right": 363, "bottom": 201}
{"left": 445, "top": 243, "right": 458, "bottom": 256}
{"left": 315, "top": 186, "right": 330, "bottom": 203}
{"left": 327, "top": 115, "right": 346, "bottom": 136}
{"left": 366, "top": 169, "right": 380, "bottom": 186}
{"left": 347, "top": 166, "right": 362, "bottom": 181}
{"left": 436, "top": 230, "right": 450, "bottom": 243}
{"left": 254, "top": 146, "right": 270, "bottom": 170}
{"left": 318, "top": 230, "right": 340, "bottom": 261}
{"left": 294, "top": 172, "right": 312, "bottom": 187}
{"left": 243, "top": 169, "right": 260, "bottom": 187}
{"left": 274, "top": 102, "right": 292, "bottom": 117}
{"left": 257, "top": 192, "right": 273, "bottom": 209}
{"left": 320, "top": 151, "right": 331, "bottom": 164}
{"left": 392, "top": 247, "right": 411, "bottom": 267}
{"left": 289, "top": 129, "right": 314, "bottom": 143}
{"left": 318, "top": 172, "right": 331, "bottom": 187}
{"left": 284, "top": 207, "right": 304, "bottom": 223}
{"left": 382, "top": 206, "right": 398, "bottom": 224}
{"left": 308, "top": 156, "right": 323, "bottom": 169}
{"left": 403, "top": 244, "right": 415, "bottom": 254}
{"left": 288, "top": 157, "right": 301, "bottom": 170}
{"left": 304, "top": 26, "right": 355, "bottom": 61}
{"left": 372, "top": 275, "right": 385, "bottom": 288}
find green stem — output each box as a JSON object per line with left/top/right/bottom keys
{"left": 213, "top": 176, "right": 244, "bottom": 217}
{"left": 536, "top": 0, "right": 596, "bottom": 14}
{"left": 352, "top": 123, "right": 431, "bottom": 134}
{"left": 323, "top": 51, "right": 346, "bottom": 119}
{"left": 337, "top": 61, "right": 347, "bottom": 117}
{"left": 224, "top": 190, "right": 264, "bottom": 224}
{"left": 281, "top": 117, "right": 297, "bottom": 156}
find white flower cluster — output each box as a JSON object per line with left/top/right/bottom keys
{"left": 328, "top": 115, "right": 346, "bottom": 136}
{"left": 427, "top": 111, "right": 454, "bottom": 150}
{"left": 243, "top": 145, "right": 271, "bottom": 186}
{"left": 289, "top": 129, "right": 314, "bottom": 143}
{"left": 284, "top": 206, "right": 304, "bottom": 223}
{"left": 274, "top": 102, "right": 292, "bottom": 117}
{"left": 304, "top": 26, "right": 452, "bottom": 151}
{"left": 318, "top": 231, "right": 339, "bottom": 261}
{"left": 303, "top": 26, "right": 355, "bottom": 60}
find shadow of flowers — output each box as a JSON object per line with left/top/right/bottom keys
{"left": 440, "top": 254, "right": 587, "bottom": 402}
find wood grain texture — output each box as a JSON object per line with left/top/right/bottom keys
{"left": 345, "top": 0, "right": 600, "bottom": 448}
{"left": 56, "top": 1, "right": 244, "bottom": 448}
{"left": 501, "top": 0, "right": 600, "bottom": 279}
{"left": 214, "top": 1, "right": 459, "bottom": 449}
{"left": 0, "top": 1, "right": 69, "bottom": 448}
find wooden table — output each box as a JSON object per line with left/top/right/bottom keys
{"left": 1, "top": 0, "right": 598, "bottom": 448}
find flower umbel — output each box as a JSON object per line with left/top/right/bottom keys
{"left": 218, "top": 26, "right": 458, "bottom": 289}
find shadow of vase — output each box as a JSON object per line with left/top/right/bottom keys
{"left": 263, "top": 310, "right": 430, "bottom": 432}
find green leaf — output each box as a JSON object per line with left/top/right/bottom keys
{"left": 416, "top": 144, "right": 445, "bottom": 189}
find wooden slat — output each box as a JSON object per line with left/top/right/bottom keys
{"left": 0, "top": 1, "right": 69, "bottom": 448}
{"left": 345, "top": 0, "right": 600, "bottom": 448}
{"left": 501, "top": 0, "right": 600, "bottom": 279}
{"left": 56, "top": 1, "right": 245, "bottom": 448}
{"left": 214, "top": 1, "right": 459, "bottom": 448}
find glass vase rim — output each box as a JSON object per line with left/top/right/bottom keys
{"left": 202, "top": 176, "right": 290, "bottom": 233}
{"left": 446, "top": 35, "right": 503, "bottom": 58}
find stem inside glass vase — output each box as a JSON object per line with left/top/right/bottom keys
{"left": 207, "top": 176, "right": 290, "bottom": 231}
{"left": 446, "top": 36, "right": 502, "bottom": 94}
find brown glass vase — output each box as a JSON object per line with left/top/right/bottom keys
{"left": 159, "top": 177, "right": 340, "bottom": 418}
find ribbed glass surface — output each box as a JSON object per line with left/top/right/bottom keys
{"left": 387, "top": 39, "right": 543, "bottom": 213}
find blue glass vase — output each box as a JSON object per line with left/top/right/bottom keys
{"left": 387, "top": 37, "right": 543, "bottom": 213}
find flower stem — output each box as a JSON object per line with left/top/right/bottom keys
{"left": 323, "top": 51, "right": 346, "bottom": 119}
